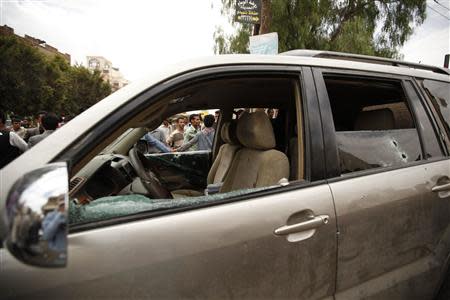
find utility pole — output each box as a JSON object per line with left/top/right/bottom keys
{"left": 259, "top": 0, "right": 271, "bottom": 34}
{"left": 253, "top": 0, "right": 271, "bottom": 35}
{"left": 253, "top": 24, "right": 260, "bottom": 35}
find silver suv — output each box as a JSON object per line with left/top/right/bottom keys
{"left": 1, "top": 51, "right": 449, "bottom": 299}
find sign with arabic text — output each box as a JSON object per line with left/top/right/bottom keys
{"left": 235, "top": 0, "right": 261, "bottom": 24}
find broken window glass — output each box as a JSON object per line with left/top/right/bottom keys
{"left": 337, "top": 129, "right": 421, "bottom": 174}
{"left": 323, "top": 75, "right": 422, "bottom": 174}
{"left": 69, "top": 186, "right": 271, "bottom": 225}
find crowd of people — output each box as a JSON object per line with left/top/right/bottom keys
{"left": 1, "top": 108, "right": 276, "bottom": 169}
{"left": 0, "top": 111, "right": 63, "bottom": 169}
{"left": 144, "top": 111, "right": 219, "bottom": 154}
{"left": 144, "top": 109, "right": 280, "bottom": 155}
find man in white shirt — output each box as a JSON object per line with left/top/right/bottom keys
{"left": 158, "top": 119, "right": 172, "bottom": 145}
{"left": 0, "top": 111, "right": 28, "bottom": 169}
{"left": 12, "top": 117, "right": 27, "bottom": 139}
{"left": 166, "top": 116, "right": 186, "bottom": 148}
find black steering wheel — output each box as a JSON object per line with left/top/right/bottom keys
{"left": 128, "top": 146, "right": 173, "bottom": 199}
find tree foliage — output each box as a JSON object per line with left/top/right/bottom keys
{"left": 0, "top": 35, "right": 111, "bottom": 117}
{"left": 214, "top": 0, "right": 427, "bottom": 57}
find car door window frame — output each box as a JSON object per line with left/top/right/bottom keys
{"left": 312, "top": 67, "right": 446, "bottom": 181}
{"left": 57, "top": 66, "right": 306, "bottom": 171}
{"left": 302, "top": 67, "right": 328, "bottom": 181}
{"left": 64, "top": 65, "right": 328, "bottom": 233}
{"left": 413, "top": 77, "right": 450, "bottom": 156}
{"left": 402, "top": 80, "right": 446, "bottom": 158}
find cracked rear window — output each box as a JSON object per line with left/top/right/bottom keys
{"left": 324, "top": 75, "right": 422, "bottom": 174}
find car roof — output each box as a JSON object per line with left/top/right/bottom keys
{"left": 280, "top": 50, "right": 450, "bottom": 76}
{"left": 163, "top": 54, "right": 450, "bottom": 81}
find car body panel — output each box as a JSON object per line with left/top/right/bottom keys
{"left": 310, "top": 64, "right": 450, "bottom": 298}
{"left": 332, "top": 160, "right": 450, "bottom": 299}
{"left": 1, "top": 184, "right": 337, "bottom": 299}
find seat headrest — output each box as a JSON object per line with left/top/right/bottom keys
{"left": 220, "top": 121, "right": 239, "bottom": 145}
{"left": 354, "top": 108, "right": 395, "bottom": 130}
{"left": 236, "top": 111, "right": 276, "bottom": 150}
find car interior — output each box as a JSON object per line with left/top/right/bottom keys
{"left": 68, "top": 75, "right": 304, "bottom": 225}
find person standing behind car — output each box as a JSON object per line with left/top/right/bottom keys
{"left": 0, "top": 111, "right": 28, "bottom": 169}
{"left": 28, "top": 113, "right": 59, "bottom": 148}
{"left": 166, "top": 116, "right": 186, "bottom": 148}
{"left": 158, "top": 119, "right": 172, "bottom": 145}
{"left": 176, "top": 115, "right": 215, "bottom": 152}
{"left": 213, "top": 110, "right": 220, "bottom": 130}
{"left": 25, "top": 111, "right": 46, "bottom": 141}
{"left": 11, "top": 117, "right": 27, "bottom": 139}
{"left": 144, "top": 128, "right": 171, "bottom": 153}
{"left": 183, "top": 114, "right": 201, "bottom": 151}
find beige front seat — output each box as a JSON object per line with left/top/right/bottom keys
{"left": 171, "top": 121, "right": 241, "bottom": 197}
{"left": 207, "top": 121, "right": 241, "bottom": 184}
{"left": 220, "top": 111, "right": 290, "bottom": 193}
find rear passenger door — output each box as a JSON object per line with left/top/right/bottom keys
{"left": 313, "top": 68, "right": 450, "bottom": 299}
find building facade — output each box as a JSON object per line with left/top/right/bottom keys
{"left": 0, "top": 25, "right": 71, "bottom": 63}
{"left": 86, "top": 56, "right": 129, "bottom": 92}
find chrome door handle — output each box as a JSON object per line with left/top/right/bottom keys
{"left": 274, "top": 215, "right": 329, "bottom": 236}
{"left": 432, "top": 182, "right": 450, "bottom": 192}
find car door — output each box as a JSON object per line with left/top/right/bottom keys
{"left": 313, "top": 68, "right": 450, "bottom": 299}
{"left": 1, "top": 65, "right": 338, "bottom": 299}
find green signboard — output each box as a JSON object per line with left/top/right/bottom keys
{"left": 235, "top": 0, "right": 261, "bottom": 24}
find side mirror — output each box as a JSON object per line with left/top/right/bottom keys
{"left": 4, "top": 162, "right": 69, "bottom": 268}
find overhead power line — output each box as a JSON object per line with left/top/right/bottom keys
{"left": 427, "top": 4, "right": 450, "bottom": 20}
{"left": 434, "top": 0, "right": 450, "bottom": 11}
